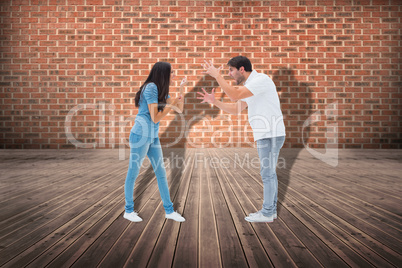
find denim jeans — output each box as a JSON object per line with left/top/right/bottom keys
{"left": 256, "top": 136, "right": 286, "bottom": 217}
{"left": 124, "top": 132, "right": 174, "bottom": 214}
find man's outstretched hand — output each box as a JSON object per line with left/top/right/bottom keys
{"left": 197, "top": 88, "right": 216, "bottom": 104}
{"left": 202, "top": 60, "right": 223, "bottom": 79}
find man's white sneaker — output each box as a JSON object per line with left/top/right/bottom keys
{"left": 245, "top": 211, "right": 274, "bottom": 223}
{"left": 248, "top": 211, "right": 277, "bottom": 219}
{"left": 123, "top": 212, "right": 143, "bottom": 222}
{"left": 165, "top": 211, "right": 185, "bottom": 222}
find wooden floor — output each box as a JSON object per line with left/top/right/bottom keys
{"left": 0, "top": 148, "right": 401, "bottom": 268}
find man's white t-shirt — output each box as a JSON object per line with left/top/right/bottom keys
{"left": 241, "top": 70, "right": 286, "bottom": 141}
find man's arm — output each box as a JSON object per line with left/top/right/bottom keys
{"left": 202, "top": 60, "right": 253, "bottom": 101}
{"left": 212, "top": 99, "right": 248, "bottom": 115}
{"left": 197, "top": 88, "right": 248, "bottom": 115}
{"left": 214, "top": 75, "right": 253, "bottom": 101}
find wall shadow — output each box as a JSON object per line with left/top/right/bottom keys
{"left": 272, "top": 68, "right": 314, "bottom": 214}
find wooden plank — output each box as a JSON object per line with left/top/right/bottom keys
{"left": 0, "top": 150, "right": 124, "bottom": 195}
{"left": 278, "top": 189, "right": 388, "bottom": 268}
{"left": 288, "top": 163, "right": 401, "bottom": 213}
{"left": 147, "top": 149, "right": 196, "bottom": 268}
{"left": 235, "top": 161, "right": 401, "bottom": 265}
{"left": 0, "top": 158, "right": 124, "bottom": 223}
{"left": 279, "top": 158, "right": 402, "bottom": 231}
{"left": 296, "top": 162, "right": 402, "bottom": 196}
{"left": 198, "top": 151, "right": 222, "bottom": 268}
{"left": 0, "top": 151, "right": 85, "bottom": 183}
{"left": 280, "top": 168, "right": 402, "bottom": 257}
{"left": 122, "top": 203, "right": 167, "bottom": 267}
{"left": 0, "top": 149, "right": 401, "bottom": 267}
{"left": 49, "top": 154, "right": 174, "bottom": 268}
{"left": 27, "top": 166, "right": 159, "bottom": 268}
{"left": 278, "top": 176, "right": 401, "bottom": 268}
{"left": 64, "top": 210, "right": 129, "bottom": 268}
{"left": 286, "top": 164, "right": 402, "bottom": 228}
{"left": 82, "top": 165, "right": 176, "bottom": 268}
{"left": 0, "top": 168, "right": 126, "bottom": 241}
{"left": 218, "top": 148, "right": 324, "bottom": 268}
{"left": 172, "top": 149, "right": 200, "bottom": 268}
{"left": 0, "top": 161, "right": 99, "bottom": 197}
{"left": 32, "top": 155, "right": 172, "bottom": 267}
{"left": 274, "top": 201, "right": 349, "bottom": 268}
{"left": 0, "top": 174, "right": 125, "bottom": 266}
{"left": 16, "top": 191, "right": 123, "bottom": 268}
{"left": 208, "top": 149, "right": 275, "bottom": 268}
{"left": 260, "top": 148, "right": 402, "bottom": 202}
{"left": 233, "top": 148, "right": 402, "bottom": 262}
{"left": 204, "top": 151, "right": 248, "bottom": 268}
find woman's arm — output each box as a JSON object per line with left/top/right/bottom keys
{"left": 148, "top": 77, "right": 187, "bottom": 122}
{"left": 167, "top": 97, "right": 184, "bottom": 114}
{"left": 176, "top": 82, "right": 185, "bottom": 112}
{"left": 166, "top": 76, "right": 187, "bottom": 114}
{"left": 176, "top": 76, "right": 187, "bottom": 112}
{"left": 148, "top": 99, "right": 179, "bottom": 124}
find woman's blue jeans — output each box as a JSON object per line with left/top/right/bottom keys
{"left": 256, "top": 136, "right": 286, "bottom": 217}
{"left": 124, "top": 132, "right": 174, "bottom": 214}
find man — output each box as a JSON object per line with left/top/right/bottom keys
{"left": 198, "top": 56, "right": 286, "bottom": 223}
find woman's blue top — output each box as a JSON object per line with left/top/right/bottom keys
{"left": 131, "top": 82, "right": 169, "bottom": 138}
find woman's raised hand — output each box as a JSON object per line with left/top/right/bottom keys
{"left": 180, "top": 76, "right": 187, "bottom": 87}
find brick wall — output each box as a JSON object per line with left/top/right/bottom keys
{"left": 0, "top": 0, "right": 401, "bottom": 149}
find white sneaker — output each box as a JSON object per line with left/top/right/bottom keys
{"left": 245, "top": 211, "right": 274, "bottom": 223}
{"left": 248, "top": 211, "right": 277, "bottom": 219}
{"left": 123, "top": 212, "right": 143, "bottom": 222}
{"left": 165, "top": 211, "right": 185, "bottom": 222}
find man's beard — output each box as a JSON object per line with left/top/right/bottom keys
{"left": 236, "top": 77, "right": 245, "bottom": 85}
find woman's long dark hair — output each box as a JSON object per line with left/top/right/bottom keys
{"left": 135, "top": 62, "right": 171, "bottom": 112}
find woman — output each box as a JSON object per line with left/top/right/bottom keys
{"left": 124, "top": 61, "right": 186, "bottom": 222}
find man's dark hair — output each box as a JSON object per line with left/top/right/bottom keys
{"left": 227, "top": 56, "right": 252, "bottom": 72}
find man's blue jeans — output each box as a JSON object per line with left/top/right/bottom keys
{"left": 256, "top": 136, "right": 286, "bottom": 217}
{"left": 124, "top": 132, "right": 174, "bottom": 214}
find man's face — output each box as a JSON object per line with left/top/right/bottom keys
{"left": 228, "top": 66, "right": 246, "bottom": 85}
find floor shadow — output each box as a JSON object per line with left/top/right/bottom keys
{"left": 135, "top": 76, "right": 222, "bottom": 208}
{"left": 272, "top": 68, "right": 314, "bottom": 214}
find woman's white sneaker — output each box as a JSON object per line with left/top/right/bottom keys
{"left": 165, "top": 211, "right": 185, "bottom": 222}
{"left": 124, "top": 212, "right": 143, "bottom": 222}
